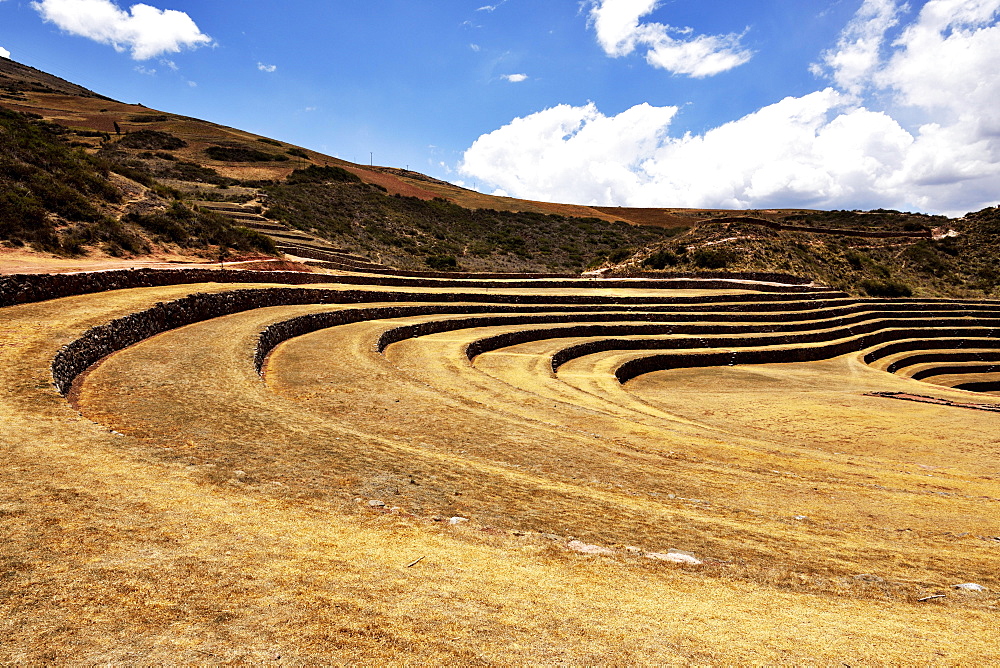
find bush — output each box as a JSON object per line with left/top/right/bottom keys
{"left": 118, "top": 129, "right": 187, "bottom": 150}
{"left": 692, "top": 247, "right": 735, "bottom": 269}
{"left": 286, "top": 147, "right": 309, "bottom": 159}
{"left": 205, "top": 145, "right": 289, "bottom": 162}
{"left": 860, "top": 279, "right": 913, "bottom": 298}
{"left": 643, "top": 249, "right": 679, "bottom": 269}
{"left": 129, "top": 114, "right": 170, "bottom": 123}
{"left": 0, "top": 108, "right": 123, "bottom": 248}
{"left": 286, "top": 164, "right": 361, "bottom": 184}
{"left": 126, "top": 202, "right": 277, "bottom": 254}
{"left": 425, "top": 255, "right": 459, "bottom": 271}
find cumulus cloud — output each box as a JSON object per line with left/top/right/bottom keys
{"left": 257, "top": 62, "right": 276, "bottom": 73}
{"left": 501, "top": 73, "right": 528, "bottom": 82}
{"left": 0, "top": 46, "right": 9, "bottom": 59}
{"left": 588, "top": 0, "right": 752, "bottom": 77}
{"left": 461, "top": 0, "right": 1000, "bottom": 215}
{"left": 31, "top": 0, "right": 212, "bottom": 60}
{"left": 812, "top": 0, "right": 904, "bottom": 95}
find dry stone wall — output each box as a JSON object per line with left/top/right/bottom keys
{"left": 3, "top": 267, "right": 828, "bottom": 310}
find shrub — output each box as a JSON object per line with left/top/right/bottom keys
{"left": 125, "top": 202, "right": 277, "bottom": 254}
{"left": 129, "top": 114, "right": 170, "bottom": 123}
{"left": 0, "top": 108, "right": 123, "bottom": 248}
{"left": 860, "top": 279, "right": 913, "bottom": 298}
{"left": 118, "top": 129, "right": 187, "bottom": 150}
{"left": 287, "top": 147, "right": 309, "bottom": 159}
{"left": 286, "top": 164, "right": 361, "bottom": 184}
{"left": 643, "top": 249, "right": 679, "bottom": 270}
{"left": 692, "top": 247, "right": 735, "bottom": 269}
{"left": 426, "top": 255, "right": 459, "bottom": 271}
{"left": 205, "top": 145, "right": 289, "bottom": 162}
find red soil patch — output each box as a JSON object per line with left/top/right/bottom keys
{"left": 341, "top": 166, "right": 439, "bottom": 200}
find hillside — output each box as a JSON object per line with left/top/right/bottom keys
{"left": 1, "top": 56, "right": 998, "bottom": 296}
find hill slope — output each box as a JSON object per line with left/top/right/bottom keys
{"left": 1, "top": 56, "right": 998, "bottom": 295}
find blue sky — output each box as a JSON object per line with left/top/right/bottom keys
{"left": 1, "top": 0, "right": 999, "bottom": 215}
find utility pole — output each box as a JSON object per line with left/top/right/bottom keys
{"left": 370, "top": 152, "right": 373, "bottom": 166}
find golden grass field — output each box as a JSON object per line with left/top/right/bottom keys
{"left": 2, "top": 273, "right": 999, "bottom": 663}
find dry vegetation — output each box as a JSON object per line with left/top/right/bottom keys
{"left": 1, "top": 272, "right": 998, "bottom": 663}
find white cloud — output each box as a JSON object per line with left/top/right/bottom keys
{"left": 0, "top": 46, "right": 9, "bottom": 59}
{"left": 257, "top": 62, "right": 276, "bottom": 73}
{"left": 501, "top": 73, "right": 528, "bottom": 82}
{"left": 477, "top": 0, "right": 507, "bottom": 11}
{"left": 31, "top": 0, "right": 211, "bottom": 60}
{"left": 133, "top": 64, "right": 155, "bottom": 75}
{"left": 461, "top": 0, "right": 1000, "bottom": 215}
{"left": 812, "top": 0, "right": 904, "bottom": 95}
{"left": 588, "top": 0, "right": 752, "bottom": 77}
{"left": 470, "top": 43, "right": 481, "bottom": 52}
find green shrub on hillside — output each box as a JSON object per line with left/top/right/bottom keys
{"left": 286, "top": 164, "right": 361, "bottom": 184}
{"left": 692, "top": 247, "right": 735, "bottom": 269}
{"left": 0, "top": 107, "right": 122, "bottom": 251}
{"left": 643, "top": 249, "right": 679, "bottom": 269}
{"left": 129, "top": 114, "right": 170, "bottom": 123}
{"left": 125, "top": 201, "right": 277, "bottom": 254}
{"left": 860, "top": 279, "right": 913, "bottom": 298}
{"left": 263, "top": 176, "right": 673, "bottom": 272}
{"left": 118, "top": 129, "right": 187, "bottom": 150}
{"left": 425, "top": 255, "right": 459, "bottom": 271}
{"left": 205, "top": 145, "right": 289, "bottom": 162}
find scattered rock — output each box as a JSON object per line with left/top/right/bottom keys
{"left": 953, "top": 582, "right": 987, "bottom": 592}
{"left": 368, "top": 499, "right": 385, "bottom": 508}
{"left": 233, "top": 470, "right": 246, "bottom": 478}
{"left": 448, "top": 516, "right": 469, "bottom": 525}
{"left": 853, "top": 574, "right": 885, "bottom": 583}
{"left": 668, "top": 549, "right": 696, "bottom": 558}
{"left": 540, "top": 533, "right": 561, "bottom": 541}
{"left": 625, "top": 545, "right": 643, "bottom": 555}
{"left": 793, "top": 515, "right": 808, "bottom": 521}
{"left": 567, "top": 540, "right": 615, "bottom": 556}
{"left": 646, "top": 552, "right": 702, "bottom": 565}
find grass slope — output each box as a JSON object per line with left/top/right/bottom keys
{"left": 625, "top": 210, "right": 1000, "bottom": 297}
{"left": 0, "top": 108, "right": 275, "bottom": 257}
{"left": 263, "top": 166, "right": 675, "bottom": 272}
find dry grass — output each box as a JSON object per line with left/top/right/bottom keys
{"left": 2, "top": 278, "right": 998, "bottom": 662}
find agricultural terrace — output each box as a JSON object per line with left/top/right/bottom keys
{"left": 1, "top": 268, "right": 999, "bottom": 663}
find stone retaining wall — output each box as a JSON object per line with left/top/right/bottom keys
{"left": 864, "top": 337, "right": 1000, "bottom": 364}
{"left": 887, "top": 350, "right": 1000, "bottom": 373}
{"left": 614, "top": 325, "right": 1000, "bottom": 383}
{"left": 709, "top": 216, "right": 933, "bottom": 239}
{"left": 52, "top": 285, "right": 844, "bottom": 396}
{"left": 3, "top": 267, "right": 834, "bottom": 310}
{"left": 606, "top": 269, "right": 813, "bottom": 283}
